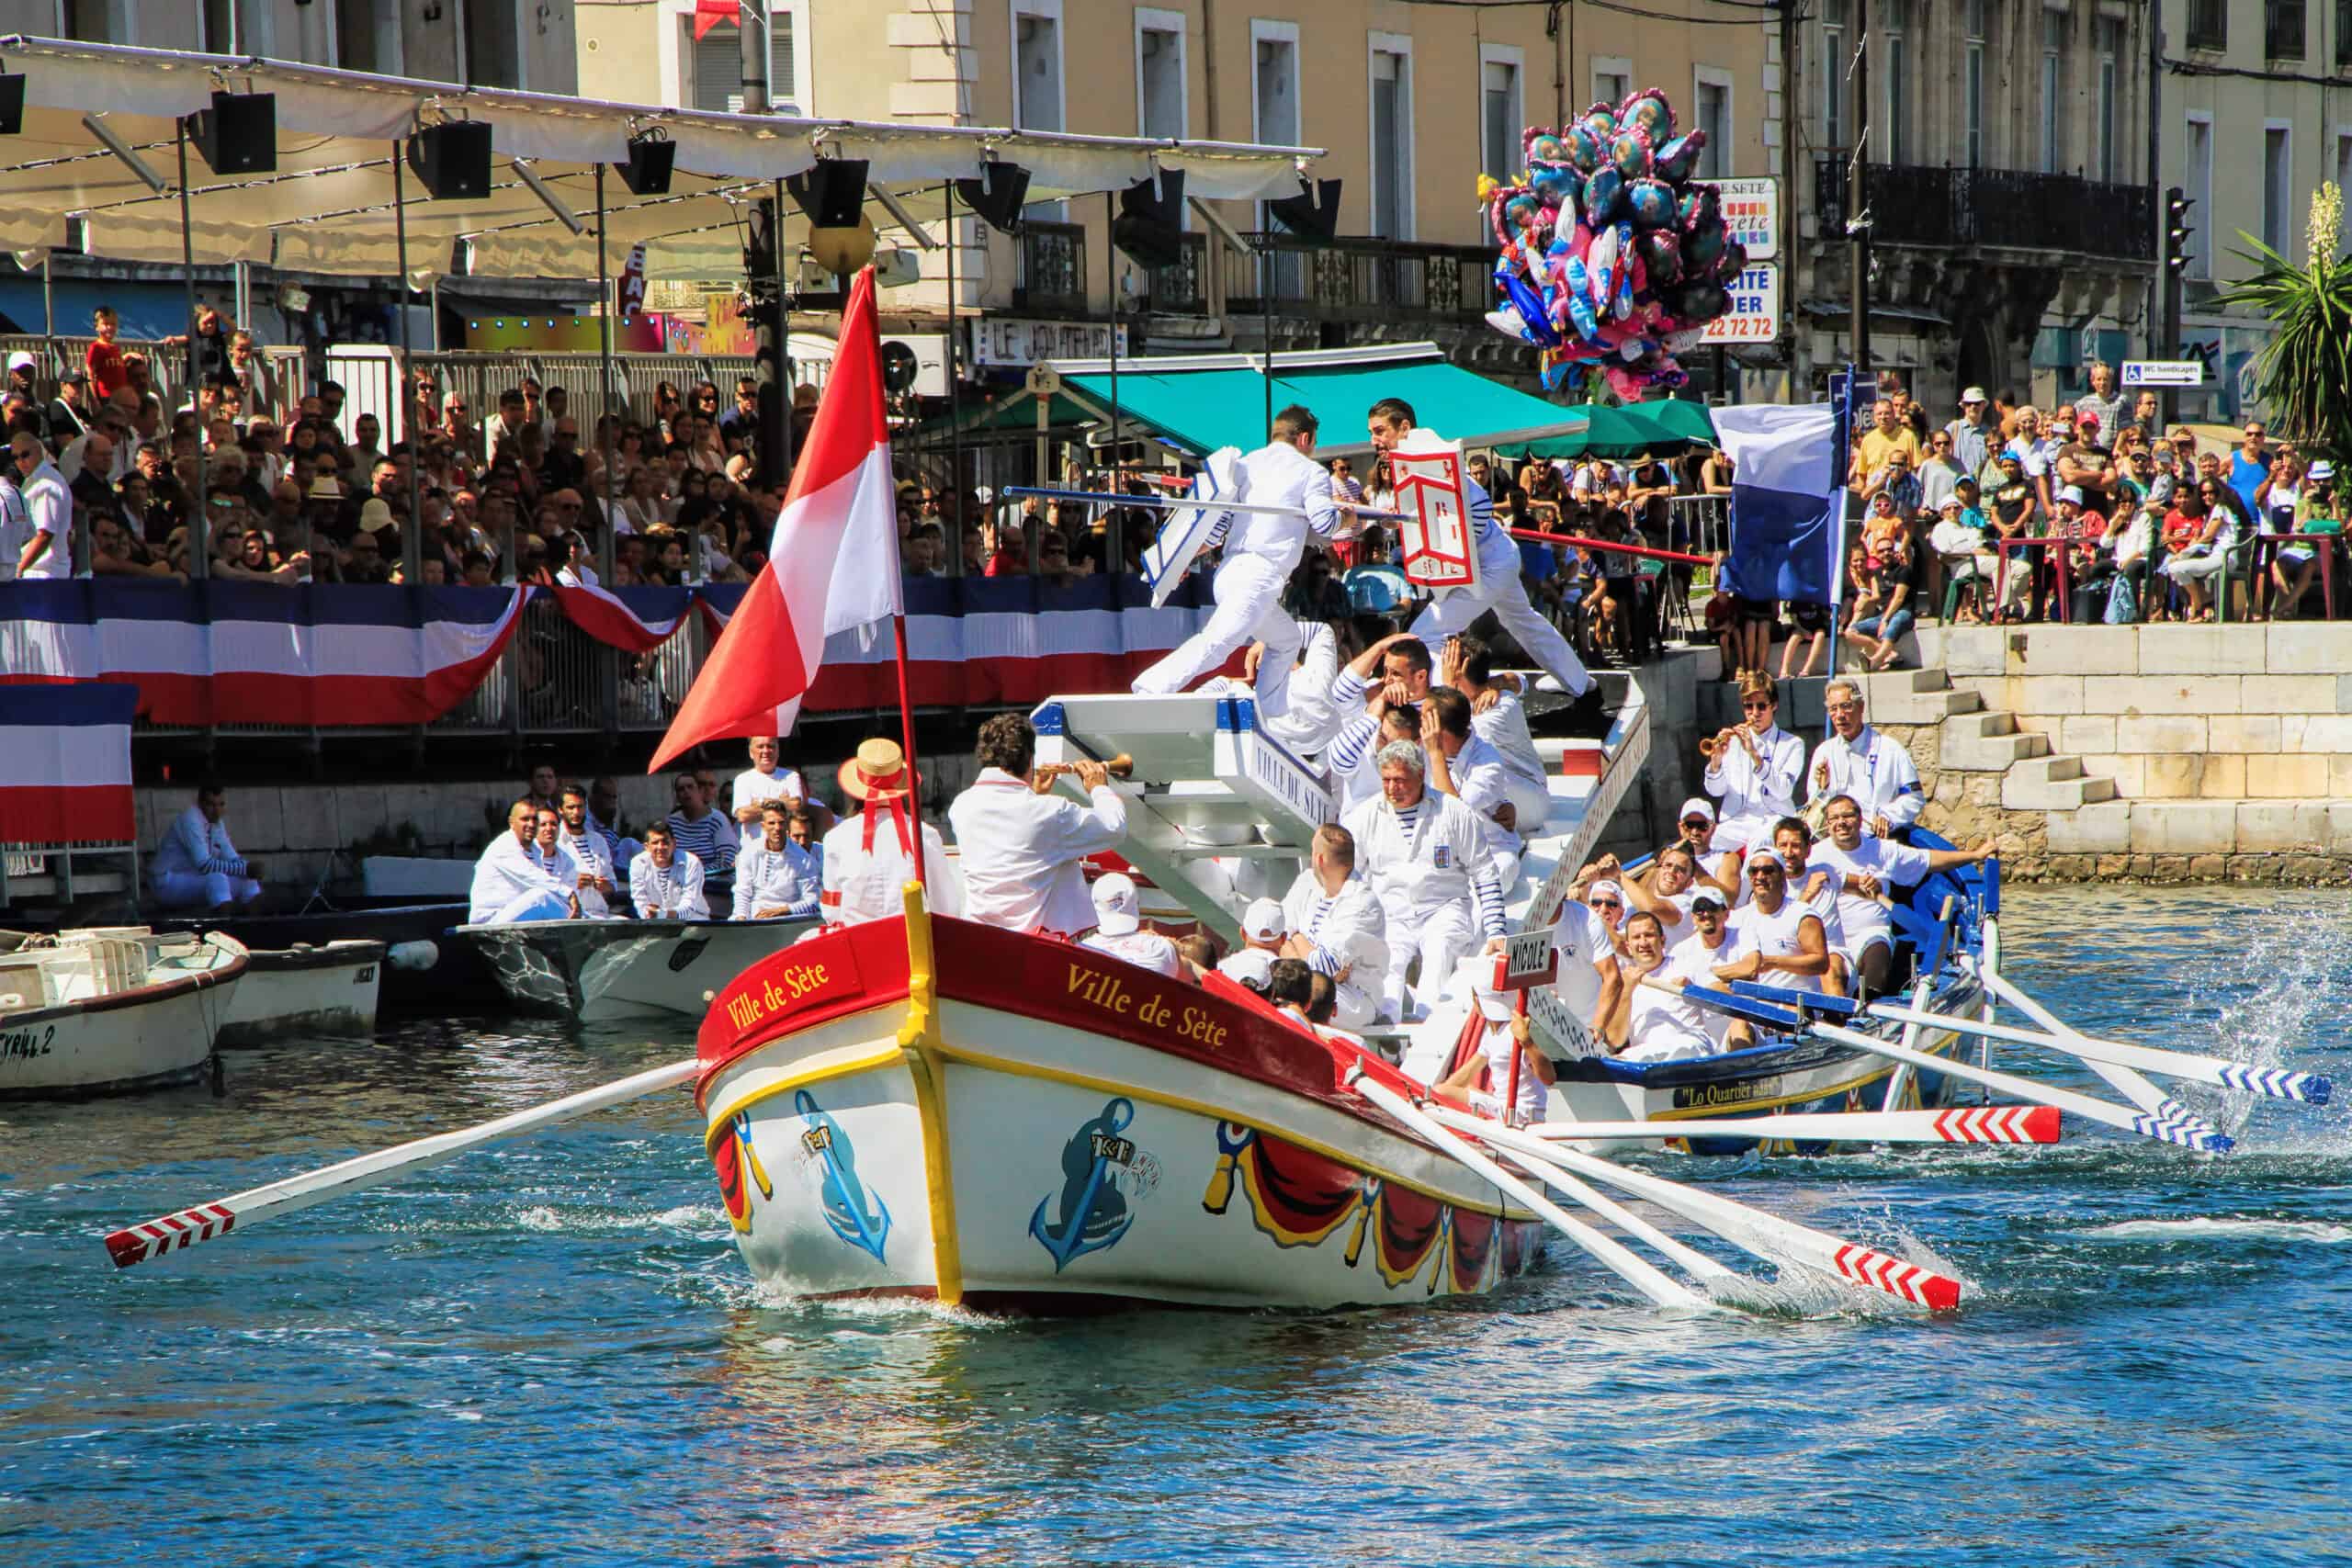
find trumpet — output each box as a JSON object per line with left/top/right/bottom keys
{"left": 1697, "top": 733, "right": 1723, "bottom": 760}
{"left": 1032, "top": 753, "right": 1136, "bottom": 787}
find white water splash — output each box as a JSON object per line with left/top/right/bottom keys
{"left": 2075, "top": 1217, "right": 2352, "bottom": 1245}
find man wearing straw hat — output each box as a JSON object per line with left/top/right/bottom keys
{"left": 820, "top": 738, "right": 960, "bottom": 927}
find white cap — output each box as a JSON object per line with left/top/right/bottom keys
{"left": 1470, "top": 957, "right": 1516, "bottom": 1022}
{"left": 1588, "top": 879, "right": 1624, "bottom": 909}
{"left": 1091, "top": 872, "right": 1142, "bottom": 937}
{"left": 1242, "top": 897, "right": 1286, "bottom": 943}
{"left": 1961, "top": 387, "right": 1988, "bottom": 405}
{"left": 1679, "top": 796, "right": 1716, "bottom": 824}
{"left": 2312, "top": 460, "right": 2335, "bottom": 481}
{"left": 2058, "top": 484, "right": 2085, "bottom": 505}
{"left": 6, "top": 351, "right": 32, "bottom": 373}
{"left": 1939, "top": 494, "right": 1966, "bottom": 512}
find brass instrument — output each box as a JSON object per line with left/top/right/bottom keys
{"left": 1697, "top": 733, "right": 1723, "bottom": 760}
{"left": 1032, "top": 753, "right": 1135, "bottom": 789}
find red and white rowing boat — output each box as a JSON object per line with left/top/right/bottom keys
{"left": 696, "top": 891, "right": 1543, "bottom": 1311}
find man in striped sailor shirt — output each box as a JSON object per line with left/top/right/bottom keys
{"left": 1278, "top": 824, "right": 1391, "bottom": 1032}
{"left": 151, "top": 783, "right": 264, "bottom": 911}
{"left": 733, "top": 801, "right": 822, "bottom": 921}
{"left": 1341, "top": 740, "right": 1506, "bottom": 1022}
{"left": 665, "top": 771, "right": 737, "bottom": 894}
{"left": 556, "top": 784, "right": 618, "bottom": 918}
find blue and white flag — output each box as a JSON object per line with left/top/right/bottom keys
{"left": 1715, "top": 371, "right": 1854, "bottom": 608}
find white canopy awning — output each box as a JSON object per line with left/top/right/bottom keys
{"left": 0, "top": 37, "right": 1325, "bottom": 282}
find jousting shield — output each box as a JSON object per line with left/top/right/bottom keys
{"left": 1388, "top": 427, "right": 1479, "bottom": 593}
{"left": 1142, "top": 446, "right": 1245, "bottom": 606}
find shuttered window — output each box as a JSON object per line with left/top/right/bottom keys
{"left": 690, "top": 15, "right": 797, "bottom": 113}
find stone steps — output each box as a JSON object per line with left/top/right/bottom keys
{"left": 1940, "top": 708, "right": 2051, "bottom": 770}
{"left": 2001, "top": 753, "right": 2120, "bottom": 810}
{"left": 1859, "top": 668, "right": 1984, "bottom": 724}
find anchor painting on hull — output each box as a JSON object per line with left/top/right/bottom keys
{"left": 791, "top": 1089, "right": 891, "bottom": 1261}
{"left": 1031, "top": 1096, "right": 1159, "bottom": 1271}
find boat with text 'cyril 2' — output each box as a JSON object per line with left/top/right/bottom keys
{"left": 0, "top": 929, "right": 246, "bottom": 1098}
{"left": 695, "top": 890, "right": 1541, "bottom": 1312}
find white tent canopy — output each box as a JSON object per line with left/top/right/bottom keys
{"left": 0, "top": 37, "right": 1324, "bottom": 281}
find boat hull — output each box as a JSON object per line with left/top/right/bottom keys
{"left": 0, "top": 946, "right": 244, "bottom": 1100}
{"left": 153, "top": 903, "right": 492, "bottom": 1012}
{"left": 215, "top": 941, "right": 385, "bottom": 1046}
{"left": 461, "top": 917, "right": 821, "bottom": 1023}
{"left": 697, "top": 916, "right": 1542, "bottom": 1312}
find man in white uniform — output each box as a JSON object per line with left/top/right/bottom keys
{"left": 730, "top": 736, "right": 808, "bottom": 855}
{"left": 1419, "top": 686, "right": 1521, "bottom": 885}
{"left": 734, "top": 802, "right": 823, "bottom": 920}
{"left": 469, "top": 802, "right": 584, "bottom": 924}
{"left": 1675, "top": 800, "right": 1745, "bottom": 892}
{"left": 1079, "top": 874, "right": 1182, "bottom": 977}
{"left": 1132, "top": 404, "right": 1340, "bottom": 718}
{"left": 1719, "top": 856, "right": 1832, "bottom": 995}
{"left": 1449, "top": 636, "right": 1551, "bottom": 835}
{"left": 1767, "top": 817, "right": 1851, "bottom": 994}
{"left": 556, "top": 785, "right": 619, "bottom": 918}
{"left": 1257, "top": 618, "right": 1348, "bottom": 754}
{"left": 629, "top": 821, "right": 710, "bottom": 920}
{"left": 946, "top": 714, "right": 1125, "bottom": 936}
{"left": 1608, "top": 911, "right": 1718, "bottom": 1062}
{"left": 11, "top": 432, "right": 72, "bottom": 579}
{"left": 1279, "top": 824, "right": 1391, "bottom": 1032}
{"left": 151, "top": 784, "right": 264, "bottom": 911}
{"left": 1703, "top": 672, "right": 1807, "bottom": 854}
{"left": 1216, "top": 898, "right": 1287, "bottom": 990}
{"left": 1808, "top": 680, "right": 1925, "bottom": 838}
{"left": 1434, "top": 965, "right": 1554, "bottom": 1124}
{"left": 1361, "top": 396, "right": 1598, "bottom": 719}
{"left": 1813, "top": 794, "right": 1996, "bottom": 995}
{"left": 1664, "top": 890, "right": 1748, "bottom": 1051}
{"left": 820, "top": 738, "right": 961, "bottom": 927}
{"left": 1342, "top": 739, "right": 1507, "bottom": 1021}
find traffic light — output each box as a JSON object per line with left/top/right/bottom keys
{"left": 2165, "top": 186, "right": 2195, "bottom": 276}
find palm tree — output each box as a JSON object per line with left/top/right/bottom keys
{"left": 2219, "top": 183, "right": 2352, "bottom": 461}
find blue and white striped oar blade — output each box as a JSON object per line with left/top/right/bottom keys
{"left": 1142, "top": 446, "right": 1244, "bottom": 608}
{"left": 2214, "top": 1063, "right": 2332, "bottom": 1104}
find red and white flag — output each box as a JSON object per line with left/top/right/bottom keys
{"left": 650, "top": 267, "right": 901, "bottom": 770}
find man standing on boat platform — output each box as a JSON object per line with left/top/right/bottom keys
{"left": 151, "top": 783, "right": 264, "bottom": 912}
{"left": 948, "top": 714, "right": 1125, "bottom": 938}
{"left": 1130, "top": 404, "right": 1341, "bottom": 718}
{"left": 1808, "top": 681, "right": 1924, "bottom": 839}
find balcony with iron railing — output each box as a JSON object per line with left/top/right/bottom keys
{"left": 2188, "top": 0, "right": 2229, "bottom": 49}
{"left": 1014, "top": 221, "right": 1090, "bottom": 317}
{"left": 1142, "top": 231, "right": 1208, "bottom": 314}
{"left": 1222, "top": 233, "right": 1491, "bottom": 324}
{"left": 1813, "top": 159, "right": 2155, "bottom": 263}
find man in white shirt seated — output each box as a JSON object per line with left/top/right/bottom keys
{"left": 1278, "top": 824, "right": 1390, "bottom": 1032}
{"left": 1718, "top": 855, "right": 1833, "bottom": 997}
{"left": 1216, "top": 898, "right": 1288, "bottom": 990}
{"left": 1343, "top": 739, "right": 1507, "bottom": 1021}
{"left": 1419, "top": 686, "right": 1521, "bottom": 886}
{"left": 628, "top": 821, "right": 710, "bottom": 920}
{"left": 1812, "top": 794, "right": 1996, "bottom": 996}
{"left": 151, "top": 783, "right": 264, "bottom": 911}
{"left": 734, "top": 801, "right": 822, "bottom": 921}
{"left": 1448, "top": 636, "right": 1551, "bottom": 837}
{"left": 1432, "top": 962, "right": 1554, "bottom": 1125}
{"left": 730, "top": 736, "right": 808, "bottom": 856}
{"left": 1664, "top": 889, "right": 1751, "bottom": 1052}
{"left": 1078, "top": 873, "right": 1182, "bottom": 977}
{"left": 820, "top": 738, "right": 961, "bottom": 926}
{"left": 945, "top": 714, "right": 1125, "bottom": 937}
{"left": 556, "top": 784, "right": 619, "bottom": 918}
{"left": 1765, "top": 816, "right": 1852, "bottom": 997}
{"left": 469, "top": 802, "right": 584, "bottom": 924}
{"left": 1606, "top": 910, "right": 1721, "bottom": 1063}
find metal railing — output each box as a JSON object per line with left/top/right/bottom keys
{"left": 1814, "top": 159, "right": 2156, "bottom": 262}
{"left": 1015, "top": 221, "right": 1090, "bottom": 316}
{"left": 1146, "top": 231, "right": 1209, "bottom": 314}
{"left": 1222, "top": 233, "right": 1490, "bottom": 322}
{"left": 0, "top": 333, "right": 309, "bottom": 422}
{"left": 2188, "top": 0, "right": 2229, "bottom": 47}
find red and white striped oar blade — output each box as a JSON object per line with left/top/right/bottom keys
{"left": 104, "top": 1057, "right": 698, "bottom": 1270}
{"left": 1432, "top": 1108, "right": 1968, "bottom": 1313}
{"left": 1524, "top": 1107, "right": 2060, "bottom": 1146}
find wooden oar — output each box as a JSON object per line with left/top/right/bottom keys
{"left": 1868, "top": 998, "right": 2332, "bottom": 1105}
{"left": 1345, "top": 1068, "right": 1718, "bottom": 1312}
{"left": 1522, "top": 1107, "right": 2060, "bottom": 1145}
{"left": 105, "top": 1056, "right": 700, "bottom": 1269}
{"left": 1667, "top": 985, "right": 2234, "bottom": 1152}
{"left": 1429, "top": 1107, "right": 1966, "bottom": 1312}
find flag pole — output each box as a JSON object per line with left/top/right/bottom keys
{"left": 866, "top": 265, "right": 929, "bottom": 886}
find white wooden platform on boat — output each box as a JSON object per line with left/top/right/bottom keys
{"left": 0, "top": 930, "right": 246, "bottom": 1098}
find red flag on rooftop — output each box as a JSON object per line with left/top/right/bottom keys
{"left": 692, "top": 0, "right": 740, "bottom": 41}
{"left": 649, "top": 267, "right": 902, "bottom": 771}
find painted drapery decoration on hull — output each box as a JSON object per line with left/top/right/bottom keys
{"left": 713, "top": 1110, "right": 774, "bottom": 1236}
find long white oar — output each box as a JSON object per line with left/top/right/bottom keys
{"left": 1524, "top": 1106, "right": 2061, "bottom": 1145}
{"left": 106, "top": 1056, "right": 700, "bottom": 1269}
{"left": 1966, "top": 958, "right": 2224, "bottom": 1146}
{"left": 1870, "top": 998, "right": 2332, "bottom": 1105}
{"left": 1430, "top": 1107, "right": 1966, "bottom": 1312}
{"left": 1487, "top": 1150, "right": 1739, "bottom": 1285}
{"left": 1346, "top": 1068, "right": 1718, "bottom": 1312}
{"left": 1798, "top": 1018, "right": 2235, "bottom": 1154}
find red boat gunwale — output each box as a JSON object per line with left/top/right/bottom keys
{"left": 695, "top": 914, "right": 1428, "bottom": 1138}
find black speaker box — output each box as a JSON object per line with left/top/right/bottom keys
{"left": 1112, "top": 169, "right": 1186, "bottom": 270}
{"left": 407, "top": 121, "right": 493, "bottom": 200}
{"left": 186, "top": 91, "right": 277, "bottom": 176}
{"left": 618, "top": 133, "right": 675, "bottom": 197}
{"left": 786, "top": 159, "right": 871, "bottom": 229}
{"left": 0, "top": 73, "right": 25, "bottom": 138}
{"left": 955, "top": 162, "right": 1032, "bottom": 235}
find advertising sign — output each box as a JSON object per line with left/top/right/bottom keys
{"left": 1702, "top": 263, "right": 1780, "bottom": 344}
{"left": 1714, "top": 176, "right": 1780, "bottom": 260}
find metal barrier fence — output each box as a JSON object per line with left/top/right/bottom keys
{"left": 0, "top": 333, "right": 309, "bottom": 422}
{"left": 1666, "top": 493, "right": 1730, "bottom": 558}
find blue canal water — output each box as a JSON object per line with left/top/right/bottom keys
{"left": 6, "top": 886, "right": 2352, "bottom": 1567}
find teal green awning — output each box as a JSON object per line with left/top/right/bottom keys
{"left": 917, "top": 344, "right": 1589, "bottom": 459}
{"left": 1508, "top": 399, "right": 1718, "bottom": 458}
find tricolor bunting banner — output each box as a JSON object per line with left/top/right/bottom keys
{"left": 0, "top": 581, "right": 530, "bottom": 727}
{"left": 0, "top": 683, "right": 137, "bottom": 844}
{"left": 549, "top": 583, "right": 692, "bottom": 653}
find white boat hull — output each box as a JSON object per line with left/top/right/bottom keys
{"left": 697, "top": 912, "right": 1542, "bottom": 1312}
{"left": 216, "top": 941, "right": 385, "bottom": 1046}
{"left": 0, "top": 936, "right": 246, "bottom": 1099}
{"left": 459, "top": 917, "right": 819, "bottom": 1023}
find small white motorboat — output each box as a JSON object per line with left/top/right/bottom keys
{"left": 0, "top": 930, "right": 248, "bottom": 1099}
{"left": 216, "top": 939, "right": 385, "bottom": 1046}
{"left": 457, "top": 917, "right": 820, "bottom": 1024}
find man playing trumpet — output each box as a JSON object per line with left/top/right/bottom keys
{"left": 1702, "top": 669, "right": 1805, "bottom": 855}
{"left": 946, "top": 714, "right": 1127, "bottom": 938}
